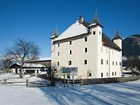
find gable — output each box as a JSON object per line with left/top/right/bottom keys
{"left": 55, "top": 21, "right": 88, "bottom": 41}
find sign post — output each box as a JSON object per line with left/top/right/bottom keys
{"left": 72, "top": 72, "right": 74, "bottom": 85}
{"left": 62, "top": 67, "right": 78, "bottom": 86}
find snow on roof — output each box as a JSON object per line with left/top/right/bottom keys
{"left": 39, "top": 57, "right": 51, "bottom": 60}
{"left": 24, "top": 63, "right": 45, "bottom": 67}
{"left": 88, "top": 23, "right": 96, "bottom": 27}
{"left": 55, "top": 20, "right": 88, "bottom": 40}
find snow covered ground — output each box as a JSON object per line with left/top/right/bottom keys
{"left": 0, "top": 73, "right": 140, "bottom": 105}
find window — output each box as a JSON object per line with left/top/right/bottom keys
{"left": 57, "top": 62, "right": 59, "bottom": 66}
{"left": 101, "top": 73, "right": 103, "bottom": 77}
{"left": 112, "top": 61, "right": 114, "bottom": 65}
{"left": 85, "top": 48, "right": 87, "bottom": 53}
{"left": 93, "top": 31, "right": 96, "bottom": 35}
{"left": 116, "top": 61, "right": 117, "bottom": 65}
{"left": 88, "top": 73, "right": 92, "bottom": 77}
{"left": 106, "top": 73, "right": 108, "bottom": 76}
{"left": 58, "top": 52, "right": 60, "bottom": 56}
{"left": 69, "top": 50, "right": 72, "bottom": 55}
{"left": 112, "top": 72, "right": 114, "bottom": 76}
{"left": 68, "top": 61, "right": 72, "bottom": 65}
{"left": 69, "top": 41, "right": 72, "bottom": 45}
{"left": 101, "top": 59, "right": 103, "bottom": 65}
{"left": 84, "top": 37, "right": 87, "bottom": 42}
{"left": 106, "top": 60, "right": 108, "bottom": 65}
{"left": 99, "top": 31, "right": 101, "bottom": 35}
{"left": 115, "top": 72, "right": 117, "bottom": 75}
{"left": 101, "top": 47, "right": 103, "bottom": 52}
{"left": 120, "top": 62, "right": 121, "bottom": 66}
{"left": 67, "top": 75, "right": 70, "bottom": 79}
{"left": 84, "top": 60, "right": 87, "bottom": 64}
{"left": 106, "top": 49, "right": 108, "bottom": 53}
{"left": 58, "top": 43, "right": 60, "bottom": 47}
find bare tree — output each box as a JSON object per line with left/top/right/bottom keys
{"left": 6, "top": 39, "right": 40, "bottom": 78}
{"left": 0, "top": 57, "right": 13, "bottom": 72}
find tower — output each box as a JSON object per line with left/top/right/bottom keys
{"left": 88, "top": 14, "right": 103, "bottom": 78}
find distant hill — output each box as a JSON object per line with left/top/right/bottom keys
{"left": 122, "top": 34, "right": 140, "bottom": 57}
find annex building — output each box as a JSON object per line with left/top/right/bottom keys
{"left": 51, "top": 15, "right": 122, "bottom": 79}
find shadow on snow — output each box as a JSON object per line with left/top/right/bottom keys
{"left": 38, "top": 81, "right": 140, "bottom": 105}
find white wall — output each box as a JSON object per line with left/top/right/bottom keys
{"left": 98, "top": 46, "right": 122, "bottom": 78}
{"left": 51, "top": 25, "right": 122, "bottom": 79}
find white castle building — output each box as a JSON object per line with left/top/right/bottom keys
{"left": 51, "top": 15, "right": 122, "bottom": 79}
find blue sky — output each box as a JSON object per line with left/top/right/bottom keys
{"left": 0, "top": 0, "right": 140, "bottom": 58}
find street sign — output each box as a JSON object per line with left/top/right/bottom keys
{"left": 62, "top": 67, "right": 78, "bottom": 73}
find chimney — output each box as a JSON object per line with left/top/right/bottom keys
{"left": 79, "top": 16, "right": 84, "bottom": 24}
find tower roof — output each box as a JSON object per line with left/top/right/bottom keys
{"left": 88, "top": 13, "right": 103, "bottom": 28}
{"left": 93, "top": 15, "right": 100, "bottom": 24}
{"left": 113, "top": 31, "right": 122, "bottom": 40}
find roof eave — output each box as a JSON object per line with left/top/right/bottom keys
{"left": 53, "top": 32, "right": 91, "bottom": 43}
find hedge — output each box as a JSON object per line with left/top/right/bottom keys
{"left": 81, "top": 75, "right": 140, "bottom": 85}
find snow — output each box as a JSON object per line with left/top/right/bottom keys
{"left": 88, "top": 23, "right": 96, "bottom": 27}
{"left": 0, "top": 73, "right": 48, "bottom": 86}
{"left": 39, "top": 56, "right": 51, "bottom": 60}
{"left": 24, "top": 63, "right": 45, "bottom": 67}
{"left": 0, "top": 73, "right": 140, "bottom": 105}
{"left": 0, "top": 73, "right": 17, "bottom": 80}
{"left": 56, "top": 21, "right": 88, "bottom": 40}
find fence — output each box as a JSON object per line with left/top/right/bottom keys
{"left": 81, "top": 75, "right": 140, "bottom": 85}
{"left": 0, "top": 78, "right": 49, "bottom": 87}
